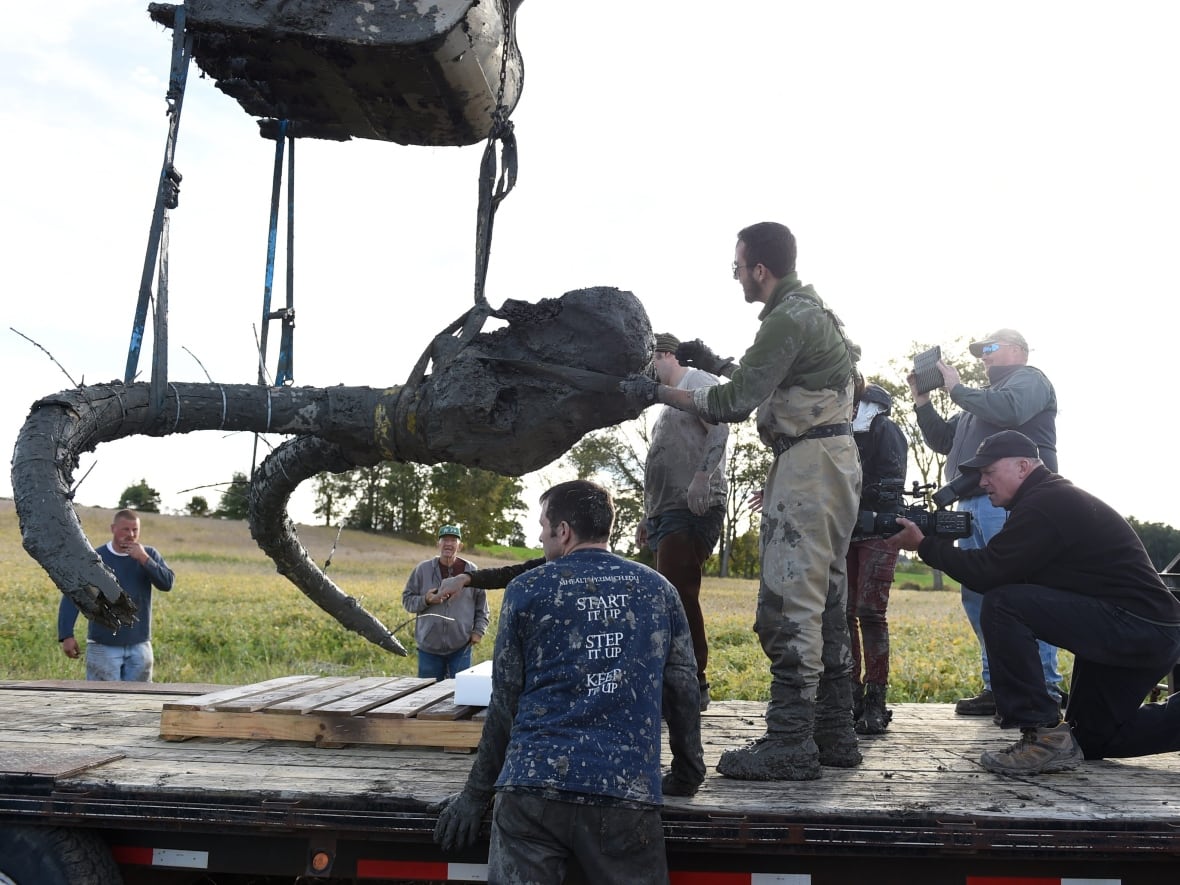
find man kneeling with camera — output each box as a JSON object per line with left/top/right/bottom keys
{"left": 889, "top": 430, "right": 1180, "bottom": 775}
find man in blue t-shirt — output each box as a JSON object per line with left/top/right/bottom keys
{"left": 434, "top": 480, "right": 704, "bottom": 883}
{"left": 57, "top": 509, "right": 175, "bottom": 681}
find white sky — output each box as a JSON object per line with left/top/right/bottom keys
{"left": 1, "top": 1, "right": 1177, "bottom": 534}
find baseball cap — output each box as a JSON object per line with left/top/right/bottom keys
{"left": 959, "top": 431, "right": 1040, "bottom": 471}
{"left": 969, "top": 328, "right": 1029, "bottom": 358}
{"left": 654, "top": 332, "right": 681, "bottom": 354}
{"left": 438, "top": 524, "right": 462, "bottom": 540}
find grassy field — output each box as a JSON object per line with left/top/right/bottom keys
{"left": 0, "top": 500, "right": 1071, "bottom": 702}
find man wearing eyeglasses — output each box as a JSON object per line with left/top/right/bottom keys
{"left": 619, "top": 221, "right": 862, "bottom": 781}
{"left": 908, "top": 328, "right": 1061, "bottom": 720}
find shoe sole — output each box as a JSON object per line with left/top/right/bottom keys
{"left": 980, "top": 752, "right": 1084, "bottom": 775}
{"left": 716, "top": 759, "right": 823, "bottom": 781}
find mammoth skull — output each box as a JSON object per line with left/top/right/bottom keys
{"left": 12, "top": 287, "right": 652, "bottom": 655}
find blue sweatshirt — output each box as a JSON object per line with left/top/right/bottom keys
{"left": 57, "top": 542, "right": 175, "bottom": 646}
{"left": 481, "top": 549, "right": 701, "bottom": 805}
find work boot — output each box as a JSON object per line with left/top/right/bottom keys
{"left": 699, "top": 680, "right": 711, "bottom": 713}
{"left": 716, "top": 734, "right": 822, "bottom": 781}
{"left": 851, "top": 682, "right": 865, "bottom": 721}
{"left": 855, "top": 682, "right": 892, "bottom": 735}
{"left": 980, "top": 722, "right": 1083, "bottom": 775}
{"left": 815, "top": 726, "right": 862, "bottom": 767}
{"left": 955, "top": 689, "right": 996, "bottom": 716}
{"left": 814, "top": 675, "right": 863, "bottom": 768}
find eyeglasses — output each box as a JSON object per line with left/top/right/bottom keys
{"left": 732, "top": 262, "right": 758, "bottom": 279}
{"left": 980, "top": 342, "right": 1005, "bottom": 355}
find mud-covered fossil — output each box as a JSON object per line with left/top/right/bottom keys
{"left": 12, "top": 288, "right": 651, "bottom": 655}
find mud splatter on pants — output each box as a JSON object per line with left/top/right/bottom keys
{"left": 846, "top": 538, "right": 898, "bottom": 686}
{"left": 755, "top": 435, "right": 861, "bottom": 738}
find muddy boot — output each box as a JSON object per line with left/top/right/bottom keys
{"left": 855, "top": 682, "right": 892, "bottom": 735}
{"left": 851, "top": 681, "right": 865, "bottom": 722}
{"left": 716, "top": 733, "right": 822, "bottom": 781}
{"left": 720, "top": 698, "right": 821, "bottom": 781}
{"left": 814, "top": 675, "right": 863, "bottom": 768}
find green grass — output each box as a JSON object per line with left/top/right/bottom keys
{"left": 0, "top": 500, "right": 1071, "bottom": 699}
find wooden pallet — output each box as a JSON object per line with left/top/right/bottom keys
{"left": 159, "top": 675, "right": 486, "bottom": 750}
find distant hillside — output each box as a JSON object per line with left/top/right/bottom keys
{"left": 0, "top": 497, "right": 521, "bottom": 573}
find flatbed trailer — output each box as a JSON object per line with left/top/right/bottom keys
{"left": 1, "top": 680, "right": 1179, "bottom": 884}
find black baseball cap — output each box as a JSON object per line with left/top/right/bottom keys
{"left": 959, "top": 430, "right": 1040, "bottom": 471}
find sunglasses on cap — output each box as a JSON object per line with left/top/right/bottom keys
{"left": 980, "top": 342, "right": 1005, "bottom": 355}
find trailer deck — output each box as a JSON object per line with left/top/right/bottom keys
{"left": 2, "top": 680, "right": 1179, "bottom": 883}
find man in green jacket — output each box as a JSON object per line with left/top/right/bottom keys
{"left": 621, "top": 221, "right": 862, "bottom": 780}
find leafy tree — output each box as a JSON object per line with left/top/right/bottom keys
{"left": 725, "top": 526, "right": 761, "bottom": 579}
{"left": 185, "top": 495, "right": 209, "bottom": 517}
{"left": 379, "top": 462, "right": 432, "bottom": 538}
{"left": 565, "top": 423, "right": 647, "bottom": 553}
{"left": 214, "top": 471, "right": 250, "bottom": 520}
{"left": 119, "top": 478, "right": 161, "bottom": 512}
{"left": 426, "top": 463, "right": 525, "bottom": 548}
{"left": 1127, "top": 517, "right": 1180, "bottom": 572}
{"left": 312, "top": 471, "right": 355, "bottom": 527}
{"left": 345, "top": 465, "right": 394, "bottom": 533}
{"left": 717, "top": 420, "right": 773, "bottom": 578}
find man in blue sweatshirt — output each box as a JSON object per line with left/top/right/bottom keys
{"left": 434, "top": 480, "right": 704, "bottom": 882}
{"left": 57, "top": 509, "right": 175, "bottom": 681}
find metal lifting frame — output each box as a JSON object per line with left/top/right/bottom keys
{"left": 125, "top": 7, "right": 297, "bottom": 408}
{"left": 125, "top": 5, "right": 191, "bottom": 413}
{"left": 258, "top": 120, "right": 295, "bottom": 388}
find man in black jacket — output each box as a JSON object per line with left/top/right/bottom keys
{"left": 889, "top": 430, "right": 1180, "bottom": 775}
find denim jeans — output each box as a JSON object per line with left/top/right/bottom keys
{"left": 85, "top": 640, "right": 154, "bottom": 681}
{"left": 958, "top": 495, "right": 1061, "bottom": 697}
{"left": 418, "top": 644, "right": 473, "bottom": 680}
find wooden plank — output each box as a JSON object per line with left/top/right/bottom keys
{"left": 266, "top": 676, "right": 400, "bottom": 714}
{"left": 417, "top": 698, "right": 480, "bottom": 721}
{"left": 210, "top": 677, "right": 350, "bottom": 713}
{"left": 0, "top": 743, "right": 124, "bottom": 777}
{"left": 157, "top": 677, "right": 485, "bottom": 749}
{"left": 162, "top": 675, "right": 321, "bottom": 711}
{"left": 157, "top": 707, "right": 485, "bottom": 749}
{"left": 365, "top": 680, "right": 458, "bottom": 719}
{"left": 315, "top": 676, "right": 436, "bottom": 715}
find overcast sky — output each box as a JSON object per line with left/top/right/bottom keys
{"left": 2, "top": 1, "right": 1177, "bottom": 541}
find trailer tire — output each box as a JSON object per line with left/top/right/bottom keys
{"left": 0, "top": 825, "right": 123, "bottom": 885}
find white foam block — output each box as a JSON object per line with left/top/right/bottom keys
{"left": 454, "top": 659, "right": 494, "bottom": 706}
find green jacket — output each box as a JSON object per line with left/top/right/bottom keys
{"left": 699, "top": 274, "right": 854, "bottom": 425}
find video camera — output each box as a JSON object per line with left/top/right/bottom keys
{"left": 853, "top": 475, "right": 977, "bottom": 540}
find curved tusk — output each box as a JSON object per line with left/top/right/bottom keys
{"left": 249, "top": 435, "right": 408, "bottom": 655}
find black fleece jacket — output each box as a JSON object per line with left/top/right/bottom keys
{"left": 918, "top": 466, "right": 1180, "bottom": 623}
